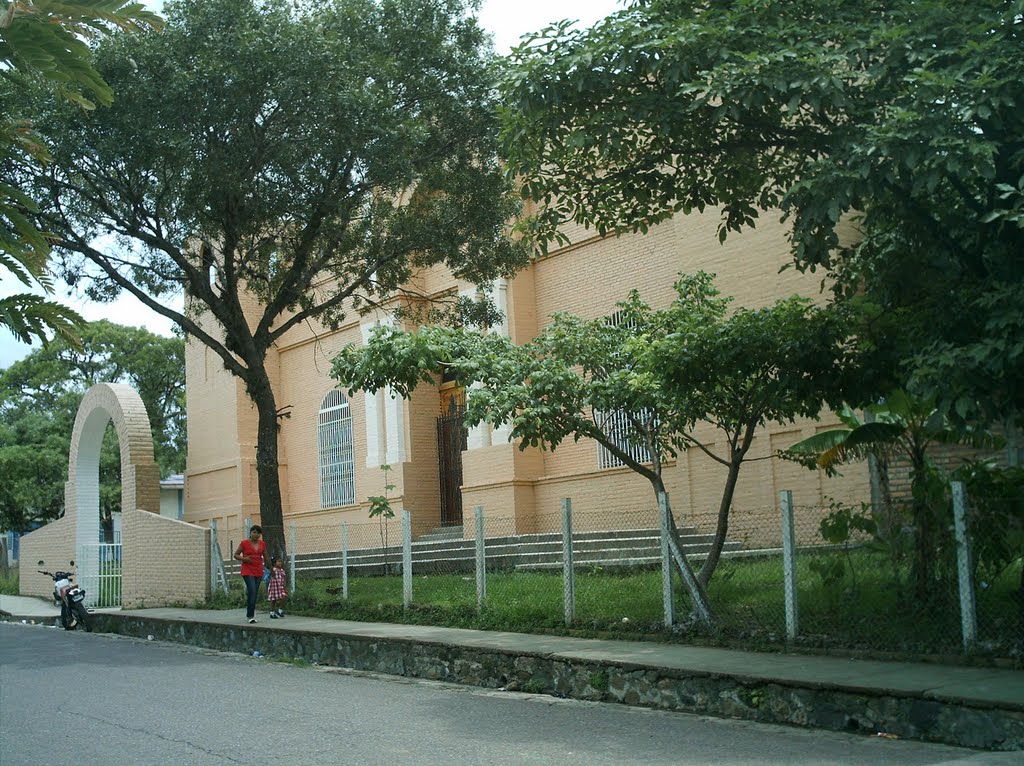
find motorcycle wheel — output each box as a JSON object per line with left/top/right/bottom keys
{"left": 60, "top": 605, "right": 74, "bottom": 631}
{"left": 72, "top": 602, "right": 91, "bottom": 632}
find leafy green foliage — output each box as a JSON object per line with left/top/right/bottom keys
{"left": 1, "top": 1, "right": 163, "bottom": 110}
{"left": 0, "top": 1, "right": 162, "bottom": 349}
{"left": 366, "top": 463, "right": 397, "bottom": 574}
{"left": 0, "top": 292, "right": 83, "bottom": 348}
{"left": 17, "top": 0, "right": 526, "bottom": 558}
{"left": 0, "top": 320, "right": 185, "bottom": 532}
{"left": 499, "top": 0, "right": 1024, "bottom": 425}
{"left": 366, "top": 464, "right": 396, "bottom": 519}
{"left": 952, "top": 461, "right": 1024, "bottom": 593}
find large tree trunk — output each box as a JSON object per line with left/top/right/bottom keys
{"left": 246, "top": 366, "right": 287, "bottom": 561}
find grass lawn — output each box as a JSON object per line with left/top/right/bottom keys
{"left": 200, "top": 550, "right": 1022, "bottom": 663}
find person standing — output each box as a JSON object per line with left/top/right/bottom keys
{"left": 267, "top": 557, "right": 287, "bottom": 618}
{"left": 234, "top": 525, "right": 271, "bottom": 623}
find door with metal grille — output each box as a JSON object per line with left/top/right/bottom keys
{"left": 436, "top": 389, "right": 467, "bottom": 527}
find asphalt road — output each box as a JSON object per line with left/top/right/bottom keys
{"left": 0, "top": 622, "right": 1016, "bottom": 766}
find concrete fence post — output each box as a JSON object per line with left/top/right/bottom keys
{"left": 562, "top": 498, "right": 575, "bottom": 626}
{"left": 402, "top": 511, "right": 412, "bottom": 609}
{"left": 209, "top": 520, "right": 218, "bottom": 594}
{"left": 951, "top": 481, "right": 977, "bottom": 652}
{"left": 341, "top": 523, "right": 349, "bottom": 600}
{"left": 289, "top": 523, "right": 297, "bottom": 591}
{"left": 780, "top": 490, "right": 799, "bottom": 641}
{"left": 474, "top": 506, "right": 486, "bottom": 612}
{"left": 658, "top": 492, "right": 675, "bottom": 628}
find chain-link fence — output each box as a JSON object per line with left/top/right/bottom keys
{"left": 209, "top": 480, "right": 1022, "bottom": 660}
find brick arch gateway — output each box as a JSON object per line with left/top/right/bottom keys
{"left": 19, "top": 383, "right": 210, "bottom": 608}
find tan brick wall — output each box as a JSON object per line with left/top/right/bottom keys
{"left": 184, "top": 289, "right": 269, "bottom": 528}
{"left": 19, "top": 516, "right": 74, "bottom": 598}
{"left": 184, "top": 339, "right": 241, "bottom": 475}
{"left": 183, "top": 206, "right": 872, "bottom": 550}
{"left": 122, "top": 508, "right": 210, "bottom": 608}
{"left": 275, "top": 322, "right": 363, "bottom": 519}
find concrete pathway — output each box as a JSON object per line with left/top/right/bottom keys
{"left": 5, "top": 593, "right": 1019, "bottom": 717}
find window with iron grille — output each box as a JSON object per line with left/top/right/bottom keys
{"left": 318, "top": 390, "right": 355, "bottom": 508}
{"left": 595, "top": 408, "right": 654, "bottom": 469}
{"left": 596, "top": 308, "right": 653, "bottom": 469}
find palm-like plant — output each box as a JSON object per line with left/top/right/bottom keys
{"left": 789, "top": 390, "right": 1001, "bottom": 602}
{"left": 0, "top": 1, "right": 162, "bottom": 350}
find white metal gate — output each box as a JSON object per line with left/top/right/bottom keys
{"left": 78, "top": 542, "right": 122, "bottom": 609}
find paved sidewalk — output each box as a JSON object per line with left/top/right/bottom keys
{"left": 1, "top": 594, "right": 60, "bottom": 618}
{"left": 0, "top": 594, "right": 119, "bottom": 620}
{"left": 4, "top": 593, "right": 1021, "bottom": 713}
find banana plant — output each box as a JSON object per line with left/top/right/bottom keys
{"left": 789, "top": 390, "right": 1002, "bottom": 602}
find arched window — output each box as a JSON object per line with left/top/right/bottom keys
{"left": 595, "top": 309, "right": 652, "bottom": 469}
{"left": 318, "top": 390, "right": 355, "bottom": 508}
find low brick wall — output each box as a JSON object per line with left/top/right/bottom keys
{"left": 86, "top": 612, "right": 1024, "bottom": 752}
{"left": 123, "top": 510, "right": 210, "bottom": 607}
{"left": 18, "top": 517, "right": 75, "bottom": 598}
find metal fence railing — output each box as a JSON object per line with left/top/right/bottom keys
{"left": 209, "top": 480, "right": 1022, "bottom": 660}
{"left": 78, "top": 542, "right": 122, "bottom": 609}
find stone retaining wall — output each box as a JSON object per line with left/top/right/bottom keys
{"left": 87, "top": 612, "right": 1024, "bottom": 752}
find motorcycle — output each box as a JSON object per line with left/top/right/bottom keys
{"left": 38, "top": 560, "right": 91, "bottom": 631}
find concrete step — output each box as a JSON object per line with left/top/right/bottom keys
{"left": 513, "top": 541, "right": 745, "bottom": 571}
{"left": 416, "top": 525, "right": 464, "bottom": 543}
{"left": 226, "top": 527, "right": 743, "bottom": 576}
{"left": 285, "top": 539, "right": 744, "bottom": 576}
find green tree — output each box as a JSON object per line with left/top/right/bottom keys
{"left": 499, "top": 0, "right": 1024, "bottom": 427}
{"left": 0, "top": 0, "right": 162, "bottom": 347}
{"left": 332, "top": 273, "right": 858, "bottom": 624}
{"left": 0, "top": 320, "right": 185, "bottom": 532}
{"left": 18, "top": 0, "right": 526, "bottom": 557}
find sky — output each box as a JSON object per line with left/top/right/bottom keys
{"left": 0, "top": 0, "right": 624, "bottom": 370}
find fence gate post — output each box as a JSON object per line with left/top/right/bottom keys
{"left": 402, "top": 510, "right": 412, "bottom": 609}
{"left": 779, "top": 490, "right": 799, "bottom": 641}
{"left": 658, "top": 492, "right": 675, "bottom": 628}
{"left": 287, "top": 523, "right": 297, "bottom": 592}
{"left": 341, "top": 523, "right": 349, "bottom": 600}
{"left": 951, "top": 481, "right": 978, "bottom": 652}
{"left": 561, "top": 498, "right": 575, "bottom": 626}
{"left": 474, "top": 506, "right": 486, "bottom": 612}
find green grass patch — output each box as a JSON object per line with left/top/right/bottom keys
{"left": 0, "top": 567, "right": 18, "bottom": 596}
{"left": 200, "top": 552, "right": 1023, "bottom": 663}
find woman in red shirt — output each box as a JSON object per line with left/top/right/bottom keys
{"left": 234, "top": 525, "right": 271, "bottom": 623}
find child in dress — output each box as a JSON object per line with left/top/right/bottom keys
{"left": 268, "top": 557, "right": 287, "bottom": 618}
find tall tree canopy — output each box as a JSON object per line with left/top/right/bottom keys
{"left": 0, "top": 320, "right": 185, "bottom": 532}
{"left": 16, "top": 0, "right": 527, "bottom": 556}
{"left": 0, "top": 0, "right": 162, "bottom": 348}
{"left": 499, "top": 0, "right": 1024, "bottom": 426}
